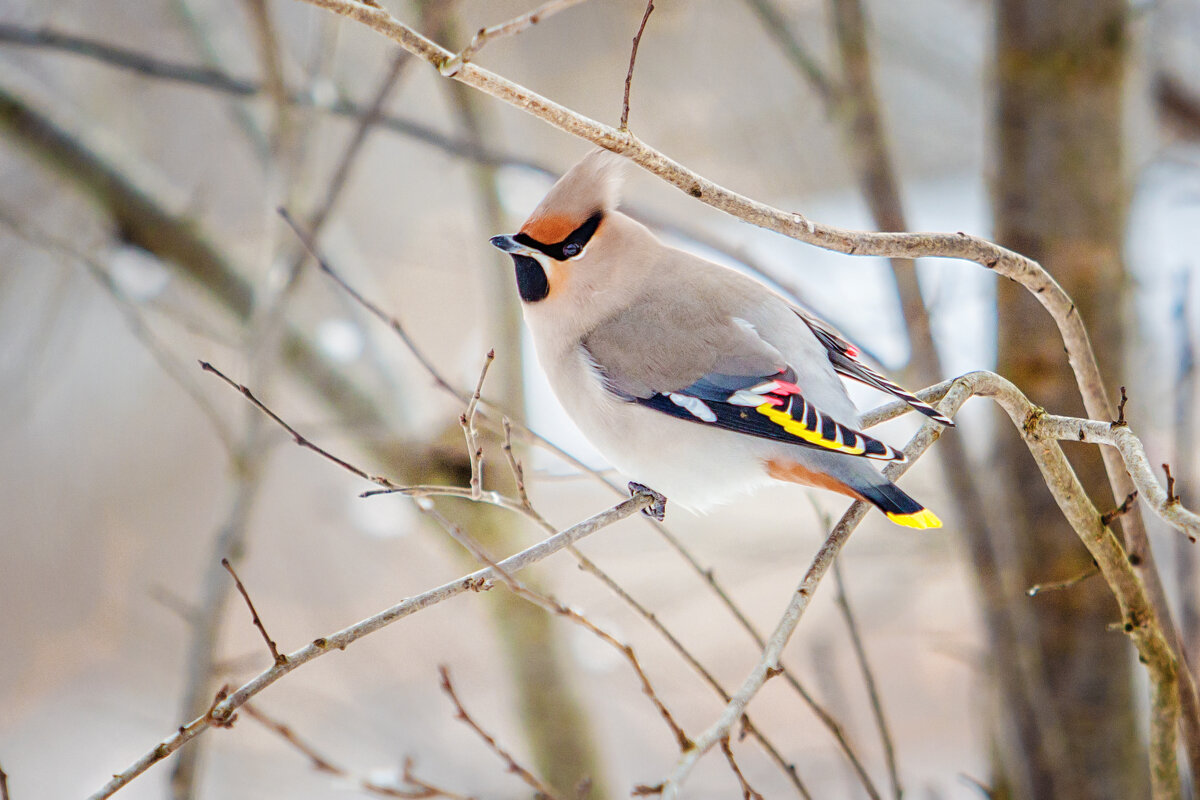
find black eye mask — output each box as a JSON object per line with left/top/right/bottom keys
{"left": 513, "top": 211, "right": 604, "bottom": 261}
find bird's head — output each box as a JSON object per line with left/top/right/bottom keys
{"left": 490, "top": 148, "right": 625, "bottom": 304}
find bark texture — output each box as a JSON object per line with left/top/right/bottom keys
{"left": 993, "top": 2, "right": 1147, "bottom": 797}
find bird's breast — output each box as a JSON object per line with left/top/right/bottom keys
{"left": 534, "top": 344, "right": 778, "bottom": 510}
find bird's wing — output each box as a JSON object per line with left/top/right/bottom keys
{"left": 582, "top": 306, "right": 906, "bottom": 462}
{"left": 794, "top": 308, "right": 955, "bottom": 427}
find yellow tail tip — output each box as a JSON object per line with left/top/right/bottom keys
{"left": 885, "top": 508, "right": 942, "bottom": 529}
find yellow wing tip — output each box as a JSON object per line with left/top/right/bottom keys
{"left": 885, "top": 508, "right": 943, "bottom": 530}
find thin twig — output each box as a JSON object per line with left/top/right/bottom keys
{"left": 221, "top": 559, "right": 286, "bottom": 667}
{"left": 1166, "top": 464, "right": 1179, "bottom": 505}
{"left": 1115, "top": 385, "right": 1129, "bottom": 426}
{"left": 243, "top": 704, "right": 473, "bottom": 798}
{"left": 720, "top": 738, "right": 765, "bottom": 800}
{"left": 199, "top": 360, "right": 392, "bottom": 489}
{"left": 460, "top": 351, "right": 494, "bottom": 500}
{"left": 0, "top": 762, "right": 8, "bottom": 800}
{"left": 438, "top": 666, "right": 563, "bottom": 800}
{"left": 832, "top": 560, "right": 901, "bottom": 800}
{"left": 1101, "top": 492, "right": 1139, "bottom": 528}
{"left": 501, "top": 418, "right": 531, "bottom": 509}
{"left": 439, "top": 0, "right": 590, "bottom": 76}
{"left": 243, "top": 704, "right": 338, "bottom": 773}
{"left": 276, "top": 208, "right": 457, "bottom": 395}
{"left": 1026, "top": 565, "right": 1100, "bottom": 598}
{"left": 620, "top": 0, "right": 655, "bottom": 130}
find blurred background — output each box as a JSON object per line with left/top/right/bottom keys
{"left": 2, "top": 0, "right": 1200, "bottom": 797}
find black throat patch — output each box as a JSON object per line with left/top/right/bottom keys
{"left": 513, "top": 255, "right": 549, "bottom": 303}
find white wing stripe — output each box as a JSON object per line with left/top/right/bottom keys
{"left": 669, "top": 392, "right": 717, "bottom": 422}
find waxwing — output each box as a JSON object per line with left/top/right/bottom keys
{"left": 490, "top": 149, "right": 952, "bottom": 528}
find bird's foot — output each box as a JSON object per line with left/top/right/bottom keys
{"left": 628, "top": 482, "right": 667, "bottom": 521}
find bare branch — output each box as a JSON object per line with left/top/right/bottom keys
{"left": 720, "top": 738, "right": 764, "bottom": 800}
{"left": 460, "top": 351, "right": 494, "bottom": 500}
{"left": 501, "top": 418, "right": 531, "bottom": 510}
{"left": 1101, "top": 492, "right": 1139, "bottom": 529}
{"left": 199, "top": 361, "right": 390, "bottom": 488}
{"left": 1033, "top": 418, "right": 1196, "bottom": 541}
{"left": 276, "top": 208, "right": 459, "bottom": 396}
{"left": 243, "top": 704, "right": 473, "bottom": 798}
{"left": 439, "top": 666, "right": 563, "bottom": 800}
{"left": 620, "top": 1, "right": 655, "bottom": 130}
{"left": 85, "top": 490, "right": 655, "bottom": 800}
{"left": 242, "top": 704, "right": 339, "bottom": 774}
{"left": 439, "top": 0, "right": 590, "bottom": 77}
{"left": 221, "top": 559, "right": 286, "bottom": 667}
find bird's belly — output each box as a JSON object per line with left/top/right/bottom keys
{"left": 549, "top": 354, "right": 775, "bottom": 510}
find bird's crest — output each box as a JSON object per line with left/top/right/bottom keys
{"left": 521, "top": 148, "right": 624, "bottom": 244}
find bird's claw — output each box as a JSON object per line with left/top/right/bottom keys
{"left": 628, "top": 482, "right": 667, "bottom": 521}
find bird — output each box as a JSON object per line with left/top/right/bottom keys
{"left": 489, "top": 149, "right": 952, "bottom": 529}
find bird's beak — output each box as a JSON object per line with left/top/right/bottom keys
{"left": 490, "top": 234, "right": 532, "bottom": 255}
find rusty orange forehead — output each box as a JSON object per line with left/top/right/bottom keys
{"left": 520, "top": 213, "right": 579, "bottom": 245}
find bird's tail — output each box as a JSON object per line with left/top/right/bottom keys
{"left": 856, "top": 482, "right": 942, "bottom": 529}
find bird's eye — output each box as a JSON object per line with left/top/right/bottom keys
{"left": 563, "top": 242, "right": 582, "bottom": 258}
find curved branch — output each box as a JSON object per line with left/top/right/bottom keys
{"left": 662, "top": 370, "right": 1186, "bottom": 798}
{"left": 288, "top": 0, "right": 1108, "bottom": 425}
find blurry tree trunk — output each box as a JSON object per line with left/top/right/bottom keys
{"left": 993, "top": 2, "right": 1147, "bottom": 798}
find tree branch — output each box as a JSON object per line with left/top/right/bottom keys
{"left": 439, "top": 0, "right": 591, "bottom": 77}
{"left": 660, "top": 370, "right": 1188, "bottom": 797}
{"left": 85, "top": 490, "right": 655, "bottom": 800}
{"left": 620, "top": 1, "right": 655, "bottom": 130}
